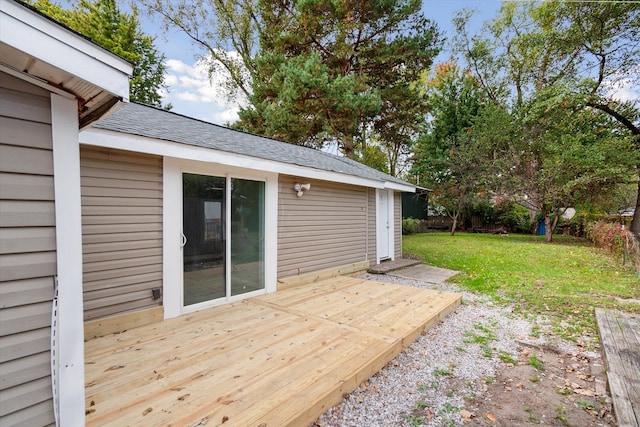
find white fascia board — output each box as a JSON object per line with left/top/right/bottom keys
{"left": 0, "top": 0, "right": 131, "bottom": 98}
{"left": 80, "top": 128, "right": 390, "bottom": 189}
{"left": 384, "top": 181, "right": 417, "bottom": 193}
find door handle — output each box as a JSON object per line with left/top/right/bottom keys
{"left": 180, "top": 232, "right": 187, "bottom": 248}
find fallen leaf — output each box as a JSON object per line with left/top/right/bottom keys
{"left": 425, "top": 409, "right": 435, "bottom": 420}
{"left": 460, "top": 409, "right": 475, "bottom": 421}
{"left": 574, "top": 388, "right": 596, "bottom": 397}
{"left": 485, "top": 412, "right": 497, "bottom": 422}
{"left": 516, "top": 383, "right": 524, "bottom": 389}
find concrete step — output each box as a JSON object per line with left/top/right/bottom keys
{"left": 367, "top": 258, "right": 423, "bottom": 274}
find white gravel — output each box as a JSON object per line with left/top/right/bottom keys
{"left": 313, "top": 273, "right": 546, "bottom": 427}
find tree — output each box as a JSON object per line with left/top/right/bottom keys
{"left": 31, "top": 0, "right": 167, "bottom": 107}
{"left": 239, "top": 0, "right": 440, "bottom": 159}
{"left": 143, "top": 0, "right": 440, "bottom": 160}
{"left": 510, "top": 86, "right": 636, "bottom": 242}
{"left": 411, "top": 62, "right": 501, "bottom": 235}
{"left": 140, "top": 0, "right": 259, "bottom": 104}
{"left": 455, "top": 1, "right": 640, "bottom": 238}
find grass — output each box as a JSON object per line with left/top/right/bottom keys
{"left": 498, "top": 351, "right": 518, "bottom": 365}
{"left": 403, "top": 232, "right": 640, "bottom": 342}
{"left": 528, "top": 354, "right": 544, "bottom": 370}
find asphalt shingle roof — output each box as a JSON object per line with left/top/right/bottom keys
{"left": 94, "top": 102, "right": 414, "bottom": 189}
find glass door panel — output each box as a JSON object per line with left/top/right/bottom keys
{"left": 183, "top": 173, "right": 226, "bottom": 306}
{"left": 230, "top": 178, "right": 265, "bottom": 296}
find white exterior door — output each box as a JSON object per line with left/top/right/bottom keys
{"left": 377, "top": 189, "right": 391, "bottom": 261}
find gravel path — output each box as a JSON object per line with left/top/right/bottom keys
{"left": 313, "top": 273, "right": 548, "bottom": 427}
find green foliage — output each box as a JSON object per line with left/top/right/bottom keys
{"left": 31, "top": 0, "right": 167, "bottom": 107}
{"left": 353, "top": 143, "right": 389, "bottom": 175}
{"left": 496, "top": 201, "right": 531, "bottom": 234}
{"left": 498, "top": 351, "right": 517, "bottom": 365}
{"left": 32, "top": 0, "right": 170, "bottom": 108}
{"left": 403, "top": 233, "right": 640, "bottom": 344}
{"left": 236, "top": 0, "right": 442, "bottom": 161}
{"left": 402, "top": 218, "right": 421, "bottom": 235}
{"left": 412, "top": 64, "right": 511, "bottom": 234}
{"left": 528, "top": 354, "right": 544, "bottom": 371}
{"left": 454, "top": 1, "right": 640, "bottom": 238}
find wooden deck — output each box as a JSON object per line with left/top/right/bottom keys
{"left": 85, "top": 276, "right": 461, "bottom": 426}
{"left": 595, "top": 308, "right": 640, "bottom": 427}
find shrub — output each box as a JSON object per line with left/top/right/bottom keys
{"left": 586, "top": 221, "right": 640, "bottom": 274}
{"left": 402, "top": 218, "right": 421, "bottom": 235}
{"left": 497, "top": 202, "right": 531, "bottom": 234}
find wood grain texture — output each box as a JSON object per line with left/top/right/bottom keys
{"left": 596, "top": 308, "right": 640, "bottom": 427}
{"left": 84, "top": 276, "right": 461, "bottom": 426}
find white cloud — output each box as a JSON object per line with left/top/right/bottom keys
{"left": 604, "top": 68, "right": 640, "bottom": 103}
{"left": 161, "top": 54, "right": 248, "bottom": 125}
{"left": 175, "top": 91, "right": 199, "bottom": 102}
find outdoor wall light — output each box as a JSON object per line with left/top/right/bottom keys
{"left": 294, "top": 183, "right": 311, "bottom": 197}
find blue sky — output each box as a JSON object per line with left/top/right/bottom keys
{"left": 140, "top": 0, "right": 502, "bottom": 125}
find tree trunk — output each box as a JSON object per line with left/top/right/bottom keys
{"left": 544, "top": 214, "right": 553, "bottom": 243}
{"left": 342, "top": 134, "right": 355, "bottom": 158}
{"left": 450, "top": 213, "right": 459, "bottom": 236}
{"left": 631, "top": 167, "right": 640, "bottom": 240}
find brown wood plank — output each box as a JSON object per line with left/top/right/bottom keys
{"left": 596, "top": 308, "right": 640, "bottom": 427}
{"left": 84, "top": 277, "right": 462, "bottom": 426}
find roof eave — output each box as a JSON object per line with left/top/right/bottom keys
{"left": 81, "top": 128, "right": 398, "bottom": 189}
{"left": 0, "top": 0, "right": 132, "bottom": 126}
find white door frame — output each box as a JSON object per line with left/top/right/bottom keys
{"left": 163, "top": 157, "right": 278, "bottom": 318}
{"left": 376, "top": 189, "right": 395, "bottom": 264}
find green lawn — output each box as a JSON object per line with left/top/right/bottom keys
{"left": 403, "top": 232, "right": 640, "bottom": 343}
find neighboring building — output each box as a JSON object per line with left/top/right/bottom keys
{"left": 0, "top": 1, "right": 418, "bottom": 425}
{"left": 402, "top": 189, "right": 430, "bottom": 220}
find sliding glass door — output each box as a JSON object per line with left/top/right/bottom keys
{"left": 182, "top": 173, "right": 264, "bottom": 307}
{"left": 183, "top": 174, "right": 226, "bottom": 305}
{"left": 230, "top": 178, "right": 265, "bottom": 296}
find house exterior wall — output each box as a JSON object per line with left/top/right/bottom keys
{"left": 277, "top": 175, "right": 368, "bottom": 278}
{"left": 0, "top": 72, "right": 56, "bottom": 426}
{"left": 80, "top": 146, "right": 163, "bottom": 321}
{"left": 394, "top": 191, "right": 402, "bottom": 259}
{"left": 367, "top": 188, "right": 377, "bottom": 263}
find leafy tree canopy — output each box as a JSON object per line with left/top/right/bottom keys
{"left": 30, "top": 0, "right": 168, "bottom": 108}
{"left": 238, "top": 0, "right": 441, "bottom": 161}
{"left": 454, "top": 0, "right": 640, "bottom": 238}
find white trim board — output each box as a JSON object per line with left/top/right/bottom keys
{"left": 51, "top": 93, "right": 85, "bottom": 426}
{"left": 81, "top": 128, "right": 416, "bottom": 192}
{"left": 163, "top": 157, "right": 278, "bottom": 319}
{"left": 1, "top": 0, "right": 131, "bottom": 98}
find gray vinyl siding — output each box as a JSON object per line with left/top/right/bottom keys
{"left": 277, "top": 175, "right": 367, "bottom": 278}
{"left": 0, "top": 72, "right": 56, "bottom": 426}
{"left": 394, "top": 192, "right": 402, "bottom": 259}
{"left": 80, "top": 146, "right": 163, "bottom": 321}
{"left": 367, "top": 188, "right": 377, "bottom": 263}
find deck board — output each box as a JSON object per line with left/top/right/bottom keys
{"left": 85, "top": 277, "right": 461, "bottom": 426}
{"left": 595, "top": 308, "right": 640, "bottom": 427}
